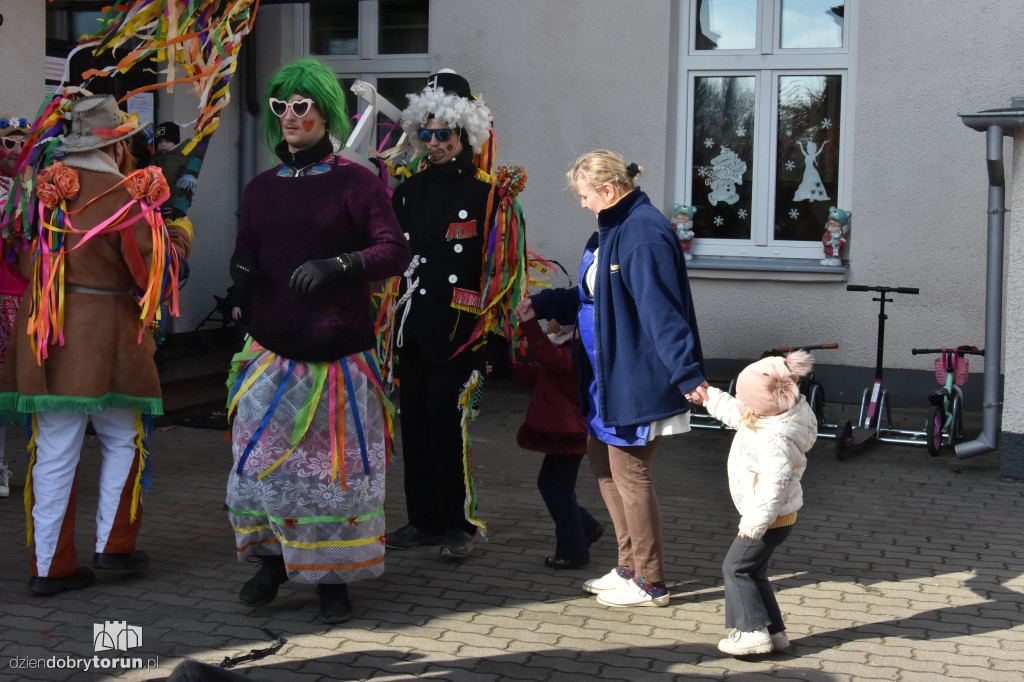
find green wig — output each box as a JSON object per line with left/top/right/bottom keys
{"left": 261, "top": 58, "right": 350, "bottom": 152}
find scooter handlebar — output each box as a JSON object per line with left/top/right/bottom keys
{"left": 846, "top": 284, "right": 919, "bottom": 294}
{"left": 912, "top": 347, "right": 985, "bottom": 356}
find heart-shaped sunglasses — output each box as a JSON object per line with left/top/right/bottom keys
{"left": 269, "top": 98, "right": 314, "bottom": 119}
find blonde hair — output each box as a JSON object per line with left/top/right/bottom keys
{"left": 739, "top": 408, "right": 760, "bottom": 432}
{"left": 566, "top": 150, "right": 643, "bottom": 198}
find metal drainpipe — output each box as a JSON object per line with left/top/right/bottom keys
{"left": 955, "top": 97, "right": 1024, "bottom": 458}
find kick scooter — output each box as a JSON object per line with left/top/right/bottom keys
{"left": 834, "top": 284, "right": 919, "bottom": 460}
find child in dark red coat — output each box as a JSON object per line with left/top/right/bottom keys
{"left": 512, "top": 301, "right": 604, "bottom": 569}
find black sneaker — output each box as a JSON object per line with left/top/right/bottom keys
{"left": 93, "top": 550, "right": 150, "bottom": 570}
{"left": 317, "top": 583, "right": 353, "bottom": 624}
{"left": 385, "top": 523, "right": 444, "bottom": 549}
{"left": 29, "top": 567, "right": 96, "bottom": 595}
{"left": 239, "top": 554, "right": 288, "bottom": 607}
{"left": 440, "top": 528, "right": 474, "bottom": 560}
{"left": 544, "top": 556, "right": 589, "bottom": 570}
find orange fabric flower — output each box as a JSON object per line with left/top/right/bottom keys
{"left": 36, "top": 162, "right": 62, "bottom": 185}
{"left": 145, "top": 168, "right": 169, "bottom": 205}
{"left": 125, "top": 167, "right": 170, "bottom": 205}
{"left": 125, "top": 169, "right": 150, "bottom": 200}
{"left": 52, "top": 165, "right": 80, "bottom": 202}
{"left": 37, "top": 182, "right": 60, "bottom": 210}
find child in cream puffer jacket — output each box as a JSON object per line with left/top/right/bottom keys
{"left": 697, "top": 350, "right": 817, "bottom": 657}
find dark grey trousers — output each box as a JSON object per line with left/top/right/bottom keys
{"left": 722, "top": 524, "right": 792, "bottom": 634}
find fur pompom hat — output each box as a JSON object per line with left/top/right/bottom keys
{"left": 735, "top": 350, "right": 814, "bottom": 417}
{"left": 401, "top": 69, "right": 493, "bottom": 154}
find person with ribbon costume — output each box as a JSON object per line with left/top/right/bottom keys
{"left": 0, "top": 94, "right": 190, "bottom": 595}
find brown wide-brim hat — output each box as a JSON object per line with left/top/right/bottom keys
{"left": 56, "top": 95, "right": 147, "bottom": 153}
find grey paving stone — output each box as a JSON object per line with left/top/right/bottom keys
{"left": 2, "top": 389, "right": 1022, "bottom": 682}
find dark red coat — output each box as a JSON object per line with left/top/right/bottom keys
{"left": 511, "top": 318, "right": 587, "bottom": 455}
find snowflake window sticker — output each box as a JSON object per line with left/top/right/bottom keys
{"left": 785, "top": 160, "right": 796, "bottom": 171}
{"left": 737, "top": 208, "right": 748, "bottom": 219}
{"left": 735, "top": 126, "right": 746, "bottom": 136}
{"left": 704, "top": 137, "right": 715, "bottom": 148}
{"left": 697, "top": 166, "right": 710, "bottom": 177}
{"left": 789, "top": 208, "right": 800, "bottom": 219}
{"left": 821, "top": 118, "right": 832, "bottom": 130}
{"left": 714, "top": 216, "right": 724, "bottom": 226}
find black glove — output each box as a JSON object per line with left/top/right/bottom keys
{"left": 289, "top": 253, "right": 362, "bottom": 295}
{"left": 230, "top": 255, "right": 261, "bottom": 288}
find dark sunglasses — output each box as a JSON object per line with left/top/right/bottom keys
{"left": 417, "top": 128, "right": 455, "bottom": 143}
{"left": 269, "top": 97, "right": 314, "bottom": 118}
{"left": 2, "top": 137, "right": 23, "bottom": 150}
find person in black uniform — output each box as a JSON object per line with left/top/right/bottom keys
{"left": 386, "top": 70, "right": 509, "bottom": 560}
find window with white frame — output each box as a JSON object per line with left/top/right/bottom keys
{"left": 308, "top": 0, "right": 429, "bottom": 149}
{"left": 675, "top": 0, "right": 854, "bottom": 262}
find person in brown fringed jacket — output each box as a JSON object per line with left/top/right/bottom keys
{"left": 0, "top": 95, "right": 191, "bottom": 595}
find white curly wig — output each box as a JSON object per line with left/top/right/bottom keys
{"left": 401, "top": 69, "right": 493, "bottom": 154}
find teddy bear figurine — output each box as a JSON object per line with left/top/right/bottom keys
{"left": 821, "top": 206, "right": 851, "bottom": 266}
{"left": 671, "top": 203, "right": 697, "bottom": 260}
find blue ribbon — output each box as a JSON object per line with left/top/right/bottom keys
{"left": 341, "top": 360, "right": 371, "bottom": 476}
{"left": 235, "top": 359, "right": 295, "bottom": 475}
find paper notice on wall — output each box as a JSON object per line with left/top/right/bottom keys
{"left": 45, "top": 56, "right": 67, "bottom": 83}
{"left": 127, "top": 93, "right": 155, "bottom": 124}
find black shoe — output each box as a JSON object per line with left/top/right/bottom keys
{"left": 545, "top": 556, "right": 589, "bottom": 570}
{"left": 385, "top": 523, "right": 444, "bottom": 549}
{"left": 317, "top": 583, "right": 353, "bottom": 624}
{"left": 93, "top": 550, "right": 150, "bottom": 570}
{"left": 440, "top": 528, "right": 474, "bottom": 560}
{"left": 29, "top": 567, "right": 96, "bottom": 595}
{"left": 239, "top": 554, "right": 288, "bottom": 607}
{"left": 586, "top": 524, "right": 605, "bottom": 546}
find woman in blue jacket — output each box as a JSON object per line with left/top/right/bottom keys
{"left": 524, "top": 150, "right": 709, "bottom": 607}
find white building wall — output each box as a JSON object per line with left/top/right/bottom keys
{"left": 0, "top": 0, "right": 46, "bottom": 132}
{"left": 3, "top": 1, "right": 1024, "bottom": 451}
{"left": 845, "top": 0, "right": 1021, "bottom": 371}
{"left": 1003, "top": 129, "right": 1024, "bottom": 475}
{"left": 429, "top": 0, "right": 673, "bottom": 284}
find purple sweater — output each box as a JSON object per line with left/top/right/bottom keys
{"left": 233, "top": 158, "right": 411, "bottom": 361}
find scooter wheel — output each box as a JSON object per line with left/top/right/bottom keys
{"left": 926, "top": 405, "right": 943, "bottom": 457}
{"left": 835, "top": 421, "right": 852, "bottom": 461}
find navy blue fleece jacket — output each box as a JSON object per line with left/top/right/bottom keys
{"left": 531, "top": 188, "right": 705, "bottom": 427}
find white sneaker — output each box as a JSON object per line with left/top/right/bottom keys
{"left": 582, "top": 567, "right": 631, "bottom": 594}
{"left": 718, "top": 628, "right": 773, "bottom": 656}
{"left": 770, "top": 630, "right": 790, "bottom": 651}
{"left": 0, "top": 464, "right": 10, "bottom": 498}
{"left": 595, "top": 578, "right": 670, "bottom": 608}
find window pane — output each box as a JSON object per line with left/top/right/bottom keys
{"left": 780, "top": 0, "right": 844, "bottom": 49}
{"left": 375, "top": 77, "right": 423, "bottom": 147}
{"left": 311, "top": 1, "right": 359, "bottom": 56}
{"left": 339, "top": 78, "right": 358, "bottom": 130}
{"left": 379, "top": 0, "right": 429, "bottom": 54}
{"left": 774, "top": 75, "right": 842, "bottom": 241}
{"left": 695, "top": 0, "right": 757, "bottom": 50}
{"left": 691, "top": 76, "right": 755, "bottom": 240}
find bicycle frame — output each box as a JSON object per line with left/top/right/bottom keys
{"left": 911, "top": 345, "right": 983, "bottom": 456}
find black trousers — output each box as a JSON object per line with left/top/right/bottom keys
{"left": 397, "top": 338, "right": 482, "bottom": 536}
{"left": 537, "top": 454, "right": 600, "bottom": 562}
{"left": 722, "top": 524, "right": 792, "bottom": 634}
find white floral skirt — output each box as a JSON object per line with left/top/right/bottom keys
{"left": 226, "top": 341, "right": 391, "bottom": 584}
